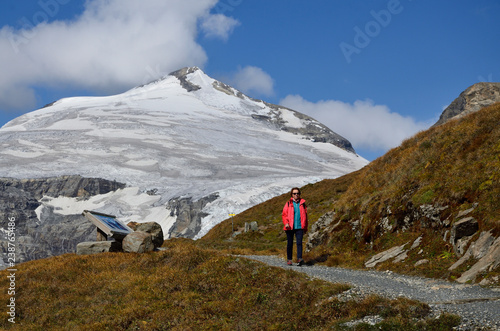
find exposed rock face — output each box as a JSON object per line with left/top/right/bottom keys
{"left": 0, "top": 176, "right": 126, "bottom": 266}
{"left": 456, "top": 235, "right": 500, "bottom": 284}
{"left": 365, "top": 243, "right": 409, "bottom": 268}
{"left": 306, "top": 211, "right": 337, "bottom": 252}
{"left": 167, "top": 193, "right": 220, "bottom": 238}
{"left": 434, "top": 82, "right": 500, "bottom": 126}
{"left": 168, "top": 67, "right": 202, "bottom": 92}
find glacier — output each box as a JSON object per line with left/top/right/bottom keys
{"left": 0, "top": 67, "right": 368, "bottom": 241}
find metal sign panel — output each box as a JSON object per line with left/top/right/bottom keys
{"left": 82, "top": 210, "right": 133, "bottom": 239}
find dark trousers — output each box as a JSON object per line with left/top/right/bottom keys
{"left": 286, "top": 229, "right": 304, "bottom": 261}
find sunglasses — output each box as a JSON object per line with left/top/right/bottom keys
{"left": 292, "top": 192, "right": 300, "bottom": 195}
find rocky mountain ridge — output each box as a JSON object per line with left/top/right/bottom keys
{"left": 434, "top": 82, "right": 500, "bottom": 126}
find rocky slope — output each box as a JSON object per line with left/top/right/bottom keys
{"left": 202, "top": 84, "right": 500, "bottom": 285}
{"left": 306, "top": 100, "right": 500, "bottom": 284}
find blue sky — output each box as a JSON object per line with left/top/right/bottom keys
{"left": 0, "top": 0, "right": 498, "bottom": 160}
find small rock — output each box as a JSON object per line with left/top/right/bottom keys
{"left": 415, "top": 259, "right": 429, "bottom": 267}
{"left": 411, "top": 236, "right": 423, "bottom": 250}
{"left": 76, "top": 241, "right": 122, "bottom": 255}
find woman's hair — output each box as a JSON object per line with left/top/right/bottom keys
{"left": 290, "top": 187, "right": 301, "bottom": 197}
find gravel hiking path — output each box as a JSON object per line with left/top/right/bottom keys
{"left": 242, "top": 255, "right": 500, "bottom": 330}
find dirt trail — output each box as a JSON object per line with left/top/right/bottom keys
{"left": 243, "top": 255, "right": 500, "bottom": 330}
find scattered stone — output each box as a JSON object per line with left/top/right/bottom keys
{"left": 411, "top": 236, "right": 423, "bottom": 250}
{"left": 76, "top": 241, "right": 122, "bottom": 255}
{"left": 244, "top": 221, "right": 259, "bottom": 232}
{"left": 443, "top": 230, "right": 450, "bottom": 242}
{"left": 342, "top": 315, "right": 384, "bottom": 328}
{"left": 450, "top": 231, "right": 497, "bottom": 271}
{"left": 415, "top": 259, "right": 429, "bottom": 267}
{"left": 122, "top": 231, "right": 155, "bottom": 253}
{"left": 455, "top": 235, "right": 474, "bottom": 256}
{"left": 305, "top": 211, "right": 336, "bottom": 251}
{"left": 479, "top": 276, "right": 499, "bottom": 286}
{"left": 379, "top": 217, "right": 393, "bottom": 232}
{"left": 456, "top": 204, "right": 477, "bottom": 219}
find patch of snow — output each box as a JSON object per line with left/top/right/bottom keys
{"left": 280, "top": 109, "right": 303, "bottom": 128}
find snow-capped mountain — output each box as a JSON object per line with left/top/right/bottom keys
{"left": 0, "top": 67, "right": 368, "bottom": 243}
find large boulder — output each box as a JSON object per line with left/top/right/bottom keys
{"left": 122, "top": 231, "right": 155, "bottom": 253}
{"left": 133, "top": 222, "right": 164, "bottom": 248}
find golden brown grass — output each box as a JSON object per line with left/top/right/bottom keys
{"left": 200, "top": 103, "right": 500, "bottom": 282}
{"left": 0, "top": 239, "right": 459, "bottom": 330}
{"left": 336, "top": 102, "right": 500, "bottom": 231}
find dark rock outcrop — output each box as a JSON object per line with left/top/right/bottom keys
{"left": 169, "top": 67, "right": 202, "bottom": 92}
{"left": 167, "top": 193, "right": 219, "bottom": 238}
{"left": 0, "top": 175, "right": 126, "bottom": 266}
{"left": 434, "top": 82, "right": 500, "bottom": 126}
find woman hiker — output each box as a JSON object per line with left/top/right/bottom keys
{"left": 282, "top": 187, "right": 308, "bottom": 266}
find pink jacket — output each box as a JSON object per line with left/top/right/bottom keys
{"left": 282, "top": 198, "right": 308, "bottom": 232}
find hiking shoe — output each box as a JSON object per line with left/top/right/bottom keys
{"left": 296, "top": 259, "right": 304, "bottom": 266}
{"left": 287, "top": 260, "right": 293, "bottom": 265}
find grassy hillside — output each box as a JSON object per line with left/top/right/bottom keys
{"left": 199, "top": 171, "right": 361, "bottom": 252}
{"left": 0, "top": 104, "right": 496, "bottom": 329}
{"left": 0, "top": 239, "right": 460, "bottom": 330}
{"left": 200, "top": 103, "right": 500, "bottom": 283}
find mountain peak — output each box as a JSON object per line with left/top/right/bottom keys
{"left": 168, "top": 66, "right": 204, "bottom": 92}
{"left": 0, "top": 66, "right": 367, "bottom": 245}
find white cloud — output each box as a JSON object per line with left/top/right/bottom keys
{"left": 280, "top": 95, "right": 431, "bottom": 153}
{"left": 200, "top": 14, "right": 240, "bottom": 41}
{"left": 0, "top": 0, "right": 240, "bottom": 111}
{"left": 228, "top": 66, "right": 275, "bottom": 97}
